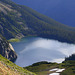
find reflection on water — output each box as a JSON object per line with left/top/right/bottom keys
{"left": 11, "top": 37, "right": 75, "bottom": 67}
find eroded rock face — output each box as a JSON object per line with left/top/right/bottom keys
{"left": 0, "top": 36, "right": 17, "bottom": 62}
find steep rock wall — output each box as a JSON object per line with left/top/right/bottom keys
{"left": 0, "top": 36, "right": 17, "bottom": 62}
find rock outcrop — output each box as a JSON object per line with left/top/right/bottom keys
{"left": 0, "top": 35, "right": 17, "bottom": 62}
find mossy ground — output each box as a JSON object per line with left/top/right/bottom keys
{"left": 25, "top": 61, "right": 75, "bottom": 75}
{"left": 8, "top": 38, "right": 20, "bottom": 42}
{"left": 25, "top": 62, "right": 59, "bottom": 75}
{"left": 60, "top": 61, "right": 75, "bottom": 75}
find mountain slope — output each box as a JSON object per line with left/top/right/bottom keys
{"left": 0, "top": 54, "right": 36, "bottom": 75}
{"left": 0, "top": 0, "right": 75, "bottom": 43}
{"left": 11, "top": 0, "right": 75, "bottom": 27}
{"left": 64, "top": 54, "right": 75, "bottom": 61}
{"left": 60, "top": 54, "right": 75, "bottom": 75}
{"left": 0, "top": 34, "right": 17, "bottom": 62}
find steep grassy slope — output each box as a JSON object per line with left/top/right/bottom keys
{"left": 0, "top": 54, "right": 36, "bottom": 75}
{"left": 0, "top": 0, "right": 75, "bottom": 43}
{"left": 0, "top": 61, "right": 20, "bottom": 75}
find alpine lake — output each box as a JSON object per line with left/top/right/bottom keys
{"left": 11, "top": 37, "right": 75, "bottom": 67}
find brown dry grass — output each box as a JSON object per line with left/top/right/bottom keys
{"left": 0, "top": 62, "right": 20, "bottom": 75}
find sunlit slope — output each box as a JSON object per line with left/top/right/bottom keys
{"left": 0, "top": 54, "right": 36, "bottom": 75}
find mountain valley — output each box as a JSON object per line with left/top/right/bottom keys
{"left": 0, "top": 0, "right": 75, "bottom": 75}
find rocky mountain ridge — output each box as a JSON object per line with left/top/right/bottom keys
{"left": 0, "top": 35, "right": 17, "bottom": 62}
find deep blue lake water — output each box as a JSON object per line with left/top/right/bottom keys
{"left": 11, "top": 37, "right": 75, "bottom": 67}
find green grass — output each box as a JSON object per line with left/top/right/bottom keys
{"left": 0, "top": 54, "right": 36, "bottom": 75}
{"left": 36, "top": 71, "right": 51, "bottom": 75}
{"left": 8, "top": 38, "right": 20, "bottom": 42}
{"left": 0, "top": 54, "right": 75, "bottom": 75}
{"left": 25, "top": 61, "right": 59, "bottom": 75}
{"left": 60, "top": 61, "right": 75, "bottom": 75}
{"left": 25, "top": 61, "right": 75, "bottom": 75}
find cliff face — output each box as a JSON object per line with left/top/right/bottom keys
{"left": 0, "top": 36, "right": 17, "bottom": 62}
